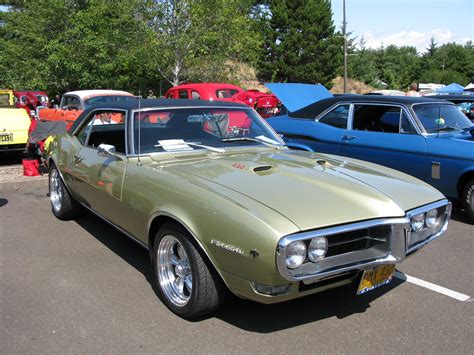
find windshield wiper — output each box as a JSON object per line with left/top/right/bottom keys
{"left": 154, "top": 141, "right": 225, "bottom": 153}
{"left": 221, "top": 137, "right": 284, "bottom": 150}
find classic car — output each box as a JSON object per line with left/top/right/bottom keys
{"left": 266, "top": 87, "right": 474, "bottom": 221}
{"left": 0, "top": 89, "right": 15, "bottom": 106}
{"left": 164, "top": 83, "right": 281, "bottom": 118}
{"left": 46, "top": 98, "right": 451, "bottom": 318}
{"left": 431, "top": 94, "right": 474, "bottom": 122}
{"left": 38, "top": 89, "right": 135, "bottom": 130}
{"left": 0, "top": 107, "right": 31, "bottom": 152}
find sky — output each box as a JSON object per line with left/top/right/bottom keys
{"left": 331, "top": 0, "right": 473, "bottom": 53}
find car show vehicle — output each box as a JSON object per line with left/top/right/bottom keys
{"left": 165, "top": 83, "right": 281, "bottom": 118}
{"left": 46, "top": 99, "right": 451, "bottom": 318}
{"left": 38, "top": 89, "right": 135, "bottom": 130}
{"left": 0, "top": 106, "right": 31, "bottom": 152}
{"left": 0, "top": 89, "right": 15, "bottom": 106}
{"left": 266, "top": 90, "right": 474, "bottom": 220}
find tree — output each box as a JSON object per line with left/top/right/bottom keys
{"left": 257, "top": 0, "right": 342, "bottom": 87}
{"left": 149, "top": 0, "right": 261, "bottom": 86}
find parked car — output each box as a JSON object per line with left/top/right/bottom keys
{"left": 266, "top": 91, "right": 474, "bottom": 221}
{"left": 14, "top": 90, "right": 49, "bottom": 112}
{"left": 45, "top": 98, "right": 451, "bottom": 318}
{"left": 0, "top": 89, "right": 15, "bottom": 106}
{"left": 431, "top": 94, "right": 474, "bottom": 122}
{"left": 0, "top": 107, "right": 31, "bottom": 153}
{"left": 38, "top": 89, "right": 135, "bottom": 130}
{"left": 164, "top": 83, "right": 281, "bottom": 118}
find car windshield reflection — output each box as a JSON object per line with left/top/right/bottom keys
{"left": 413, "top": 104, "right": 473, "bottom": 133}
{"left": 133, "top": 107, "right": 284, "bottom": 154}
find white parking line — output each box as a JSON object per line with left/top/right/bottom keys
{"left": 394, "top": 271, "right": 471, "bottom": 302}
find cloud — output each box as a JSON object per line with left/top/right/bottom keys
{"left": 360, "top": 29, "right": 472, "bottom": 53}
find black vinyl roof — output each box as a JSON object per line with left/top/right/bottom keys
{"left": 290, "top": 94, "right": 448, "bottom": 118}
{"left": 429, "top": 94, "right": 474, "bottom": 102}
{"left": 70, "top": 98, "right": 248, "bottom": 133}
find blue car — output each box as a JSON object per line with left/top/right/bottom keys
{"left": 267, "top": 88, "right": 474, "bottom": 221}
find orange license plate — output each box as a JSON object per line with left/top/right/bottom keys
{"left": 357, "top": 264, "right": 396, "bottom": 295}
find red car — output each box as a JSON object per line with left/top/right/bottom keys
{"left": 164, "top": 83, "right": 280, "bottom": 118}
{"left": 14, "top": 91, "right": 49, "bottom": 117}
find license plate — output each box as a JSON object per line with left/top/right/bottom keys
{"left": 357, "top": 264, "right": 396, "bottom": 295}
{"left": 0, "top": 133, "right": 13, "bottom": 142}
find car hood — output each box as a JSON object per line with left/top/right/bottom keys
{"left": 265, "top": 83, "right": 333, "bottom": 112}
{"left": 155, "top": 149, "right": 444, "bottom": 231}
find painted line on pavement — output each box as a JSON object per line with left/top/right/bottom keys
{"left": 394, "top": 271, "right": 470, "bottom": 302}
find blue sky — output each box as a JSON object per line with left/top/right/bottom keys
{"left": 331, "top": 0, "right": 473, "bottom": 52}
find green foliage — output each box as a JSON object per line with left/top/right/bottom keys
{"left": 257, "top": 0, "right": 342, "bottom": 88}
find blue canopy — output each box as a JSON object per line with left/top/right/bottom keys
{"left": 265, "top": 83, "right": 333, "bottom": 112}
{"left": 436, "top": 83, "right": 465, "bottom": 94}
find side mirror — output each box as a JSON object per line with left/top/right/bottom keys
{"left": 97, "top": 144, "right": 121, "bottom": 160}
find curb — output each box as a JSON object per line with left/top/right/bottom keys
{"left": 0, "top": 177, "right": 48, "bottom": 192}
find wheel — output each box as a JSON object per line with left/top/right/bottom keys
{"left": 49, "top": 164, "right": 83, "bottom": 220}
{"left": 462, "top": 179, "right": 474, "bottom": 222}
{"left": 152, "top": 223, "right": 225, "bottom": 319}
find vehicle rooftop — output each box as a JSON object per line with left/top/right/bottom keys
{"left": 291, "top": 94, "right": 450, "bottom": 118}
{"left": 170, "top": 83, "right": 242, "bottom": 89}
{"left": 65, "top": 89, "right": 133, "bottom": 99}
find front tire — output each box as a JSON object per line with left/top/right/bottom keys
{"left": 49, "top": 164, "right": 83, "bottom": 220}
{"left": 152, "top": 223, "right": 225, "bottom": 319}
{"left": 462, "top": 179, "right": 474, "bottom": 222}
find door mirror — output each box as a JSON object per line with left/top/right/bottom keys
{"left": 97, "top": 144, "right": 120, "bottom": 159}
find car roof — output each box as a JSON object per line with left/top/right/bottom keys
{"left": 428, "top": 94, "right": 474, "bottom": 101}
{"left": 168, "top": 83, "right": 243, "bottom": 91}
{"left": 69, "top": 98, "right": 248, "bottom": 133}
{"left": 65, "top": 90, "right": 133, "bottom": 99}
{"left": 291, "top": 94, "right": 449, "bottom": 118}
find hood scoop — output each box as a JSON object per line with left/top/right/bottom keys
{"left": 252, "top": 165, "right": 274, "bottom": 175}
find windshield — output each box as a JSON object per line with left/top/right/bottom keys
{"left": 84, "top": 95, "right": 136, "bottom": 109}
{"left": 413, "top": 104, "right": 473, "bottom": 133}
{"left": 133, "top": 107, "right": 284, "bottom": 154}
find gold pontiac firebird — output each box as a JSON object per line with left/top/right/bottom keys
{"left": 45, "top": 99, "right": 451, "bottom": 319}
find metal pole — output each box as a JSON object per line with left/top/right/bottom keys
{"left": 343, "top": 0, "right": 348, "bottom": 93}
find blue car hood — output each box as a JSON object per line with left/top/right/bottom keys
{"left": 265, "top": 83, "right": 333, "bottom": 112}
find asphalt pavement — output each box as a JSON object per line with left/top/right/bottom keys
{"left": 1, "top": 178, "right": 473, "bottom": 353}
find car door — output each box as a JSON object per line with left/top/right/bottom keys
{"left": 339, "top": 103, "right": 427, "bottom": 180}
{"left": 70, "top": 109, "right": 129, "bottom": 226}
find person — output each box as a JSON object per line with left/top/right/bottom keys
{"left": 147, "top": 90, "right": 156, "bottom": 99}
{"left": 50, "top": 94, "right": 61, "bottom": 108}
{"left": 406, "top": 83, "right": 421, "bottom": 97}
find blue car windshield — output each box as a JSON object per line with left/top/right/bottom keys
{"left": 413, "top": 104, "right": 473, "bottom": 133}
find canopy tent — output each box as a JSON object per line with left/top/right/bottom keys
{"left": 464, "top": 83, "right": 474, "bottom": 92}
{"left": 435, "top": 83, "right": 465, "bottom": 94}
{"left": 264, "top": 83, "right": 333, "bottom": 113}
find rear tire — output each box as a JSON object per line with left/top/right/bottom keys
{"left": 462, "top": 179, "right": 474, "bottom": 222}
{"left": 49, "top": 164, "right": 83, "bottom": 220}
{"left": 152, "top": 223, "right": 226, "bottom": 319}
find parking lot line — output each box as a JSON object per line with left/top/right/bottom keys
{"left": 394, "top": 271, "right": 471, "bottom": 302}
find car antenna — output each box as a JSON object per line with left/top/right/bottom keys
{"left": 137, "top": 90, "right": 142, "bottom": 166}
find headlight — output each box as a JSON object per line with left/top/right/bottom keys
{"left": 425, "top": 209, "right": 440, "bottom": 229}
{"left": 308, "top": 236, "right": 328, "bottom": 262}
{"left": 285, "top": 241, "right": 306, "bottom": 269}
{"left": 411, "top": 213, "right": 425, "bottom": 232}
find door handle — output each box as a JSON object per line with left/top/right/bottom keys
{"left": 343, "top": 134, "right": 356, "bottom": 141}
{"left": 74, "top": 154, "right": 84, "bottom": 163}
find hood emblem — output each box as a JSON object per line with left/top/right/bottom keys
{"left": 232, "top": 163, "right": 246, "bottom": 170}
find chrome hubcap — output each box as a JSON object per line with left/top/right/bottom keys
{"left": 50, "top": 169, "right": 62, "bottom": 212}
{"left": 157, "top": 235, "right": 193, "bottom": 306}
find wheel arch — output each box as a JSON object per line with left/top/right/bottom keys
{"left": 457, "top": 169, "right": 474, "bottom": 200}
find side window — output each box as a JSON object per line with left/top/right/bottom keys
{"left": 400, "top": 111, "right": 417, "bottom": 134}
{"left": 63, "top": 96, "right": 81, "bottom": 110}
{"left": 318, "top": 105, "right": 350, "bottom": 129}
{"left": 353, "top": 105, "right": 401, "bottom": 133}
{"left": 178, "top": 90, "right": 189, "bottom": 99}
{"left": 191, "top": 90, "right": 201, "bottom": 99}
{"left": 76, "top": 111, "right": 127, "bottom": 154}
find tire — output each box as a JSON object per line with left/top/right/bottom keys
{"left": 49, "top": 164, "right": 83, "bottom": 220}
{"left": 462, "top": 179, "right": 474, "bottom": 222}
{"left": 152, "top": 223, "right": 226, "bottom": 319}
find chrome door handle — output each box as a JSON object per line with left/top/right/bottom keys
{"left": 74, "top": 154, "right": 84, "bottom": 163}
{"left": 343, "top": 134, "right": 356, "bottom": 141}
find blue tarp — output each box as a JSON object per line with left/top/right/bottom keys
{"left": 265, "top": 83, "right": 333, "bottom": 112}
{"left": 436, "top": 83, "right": 465, "bottom": 94}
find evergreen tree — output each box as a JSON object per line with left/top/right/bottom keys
{"left": 257, "top": 0, "right": 342, "bottom": 87}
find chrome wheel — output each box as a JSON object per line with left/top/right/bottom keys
{"left": 157, "top": 235, "right": 193, "bottom": 306}
{"left": 50, "top": 169, "right": 62, "bottom": 213}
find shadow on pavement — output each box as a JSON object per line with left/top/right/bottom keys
{"left": 74, "top": 210, "right": 406, "bottom": 332}
{"left": 0, "top": 198, "right": 8, "bottom": 207}
{"left": 0, "top": 151, "right": 25, "bottom": 166}
{"left": 450, "top": 207, "right": 473, "bottom": 225}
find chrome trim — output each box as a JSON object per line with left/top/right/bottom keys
{"left": 276, "top": 200, "right": 451, "bottom": 283}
